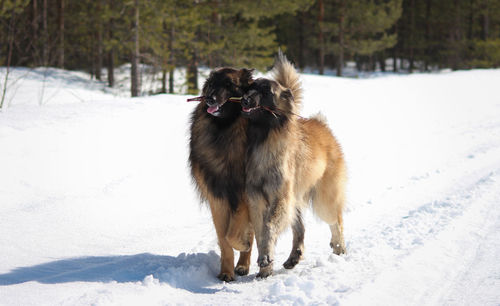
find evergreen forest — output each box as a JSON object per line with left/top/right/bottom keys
{"left": 2, "top": 0, "right": 500, "bottom": 96}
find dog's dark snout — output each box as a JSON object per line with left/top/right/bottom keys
{"left": 205, "top": 96, "right": 216, "bottom": 106}
{"left": 241, "top": 97, "right": 253, "bottom": 108}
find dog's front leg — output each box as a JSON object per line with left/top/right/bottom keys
{"left": 283, "top": 209, "right": 305, "bottom": 269}
{"left": 209, "top": 199, "right": 235, "bottom": 282}
{"left": 250, "top": 192, "right": 292, "bottom": 278}
{"left": 248, "top": 196, "right": 273, "bottom": 278}
{"left": 255, "top": 223, "right": 275, "bottom": 278}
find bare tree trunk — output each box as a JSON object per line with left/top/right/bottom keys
{"left": 379, "top": 52, "right": 386, "bottom": 72}
{"left": 161, "top": 69, "right": 167, "bottom": 94}
{"left": 1, "top": 16, "right": 16, "bottom": 109}
{"left": 160, "top": 20, "right": 168, "bottom": 94}
{"left": 480, "top": 1, "right": 489, "bottom": 40}
{"left": 168, "top": 24, "right": 175, "bottom": 94}
{"left": 187, "top": 52, "right": 198, "bottom": 95}
{"left": 131, "top": 0, "right": 140, "bottom": 97}
{"left": 467, "top": 0, "right": 474, "bottom": 40}
{"left": 107, "top": 50, "right": 114, "bottom": 87}
{"left": 96, "top": 0, "right": 103, "bottom": 80}
{"left": 298, "top": 10, "right": 305, "bottom": 71}
{"left": 87, "top": 2, "right": 94, "bottom": 78}
{"left": 32, "top": 0, "right": 39, "bottom": 66}
{"left": 483, "top": 10, "right": 489, "bottom": 40}
{"left": 450, "top": 0, "right": 462, "bottom": 70}
{"left": 57, "top": 0, "right": 64, "bottom": 68}
{"left": 42, "top": 0, "right": 48, "bottom": 66}
{"left": 392, "top": 53, "right": 397, "bottom": 73}
{"left": 107, "top": 0, "right": 115, "bottom": 87}
{"left": 369, "top": 55, "right": 375, "bottom": 71}
{"left": 424, "top": 0, "right": 432, "bottom": 71}
{"left": 393, "top": 21, "right": 399, "bottom": 72}
{"left": 318, "top": 0, "right": 325, "bottom": 75}
{"left": 409, "top": 0, "right": 415, "bottom": 73}
{"left": 168, "top": 68, "right": 174, "bottom": 94}
{"left": 336, "top": 0, "right": 345, "bottom": 77}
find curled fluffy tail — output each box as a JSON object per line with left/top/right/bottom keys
{"left": 271, "top": 50, "right": 303, "bottom": 111}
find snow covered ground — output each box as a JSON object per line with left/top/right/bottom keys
{"left": 1, "top": 67, "right": 500, "bottom": 305}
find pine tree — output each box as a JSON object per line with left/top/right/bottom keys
{"left": 468, "top": 0, "right": 500, "bottom": 68}
{"left": 341, "top": 0, "right": 402, "bottom": 71}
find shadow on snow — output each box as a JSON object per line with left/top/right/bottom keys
{"left": 0, "top": 251, "right": 223, "bottom": 294}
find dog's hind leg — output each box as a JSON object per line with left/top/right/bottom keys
{"left": 235, "top": 232, "right": 254, "bottom": 276}
{"left": 329, "top": 217, "right": 345, "bottom": 255}
{"left": 209, "top": 199, "right": 236, "bottom": 282}
{"left": 313, "top": 159, "right": 347, "bottom": 255}
{"left": 283, "top": 208, "right": 305, "bottom": 269}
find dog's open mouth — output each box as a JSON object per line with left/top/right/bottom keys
{"left": 207, "top": 97, "right": 242, "bottom": 115}
{"left": 206, "top": 99, "right": 229, "bottom": 116}
{"left": 242, "top": 106, "right": 260, "bottom": 113}
{"left": 207, "top": 104, "right": 222, "bottom": 114}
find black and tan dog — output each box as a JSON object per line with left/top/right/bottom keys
{"left": 241, "top": 53, "right": 347, "bottom": 278}
{"left": 188, "top": 67, "right": 255, "bottom": 282}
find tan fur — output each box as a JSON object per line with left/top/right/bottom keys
{"left": 206, "top": 195, "right": 253, "bottom": 281}
{"left": 246, "top": 53, "right": 347, "bottom": 277}
{"left": 225, "top": 201, "right": 253, "bottom": 252}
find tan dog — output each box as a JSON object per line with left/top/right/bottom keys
{"left": 189, "top": 68, "right": 255, "bottom": 281}
{"left": 241, "top": 53, "right": 347, "bottom": 278}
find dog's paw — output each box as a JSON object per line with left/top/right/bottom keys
{"left": 256, "top": 255, "right": 273, "bottom": 278}
{"left": 217, "top": 272, "right": 235, "bottom": 282}
{"left": 283, "top": 248, "right": 303, "bottom": 269}
{"left": 283, "top": 257, "right": 299, "bottom": 269}
{"left": 234, "top": 265, "right": 249, "bottom": 276}
{"left": 257, "top": 255, "right": 273, "bottom": 268}
{"left": 256, "top": 266, "right": 273, "bottom": 278}
{"left": 330, "top": 242, "right": 346, "bottom": 255}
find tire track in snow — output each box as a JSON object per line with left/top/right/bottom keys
{"left": 343, "top": 169, "right": 500, "bottom": 305}
{"left": 332, "top": 124, "right": 500, "bottom": 301}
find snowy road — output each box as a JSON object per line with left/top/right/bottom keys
{"left": 1, "top": 68, "right": 500, "bottom": 305}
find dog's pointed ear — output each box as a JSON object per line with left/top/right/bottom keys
{"left": 238, "top": 68, "right": 255, "bottom": 86}
{"left": 280, "top": 88, "right": 293, "bottom": 101}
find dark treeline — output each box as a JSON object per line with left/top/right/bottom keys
{"left": 2, "top": 0, "right": 500, "bottom": 96}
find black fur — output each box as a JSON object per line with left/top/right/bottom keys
{"left": 244, "top": 79, "right": 289, "bottom": 151}
{"left": 189, "top": 68, "right": 253, "bottom": 212}
{"left": 244, "top": 79, "right": 289, "bottom": 161}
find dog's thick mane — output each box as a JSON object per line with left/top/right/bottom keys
{"left": 189, "top": 108, "right": 247, "bottom": 212}
{"left": 189, "top": 68, "right": 252, "bottom": 212}
{"left": 271, "top": 50, "right": 303, "bottom": 114}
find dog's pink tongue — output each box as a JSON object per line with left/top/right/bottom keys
{"left": 207, "top": 105, "right": 219, "bottom": 114}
